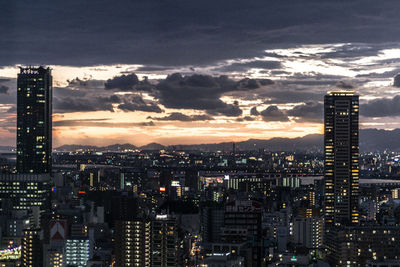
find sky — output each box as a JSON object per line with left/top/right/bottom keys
{"left": 1, "top": 0, "right": 400, "bottom": 147}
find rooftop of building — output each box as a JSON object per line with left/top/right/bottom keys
{"left": 327, "top": 90, "right": 357, "bottom": 96}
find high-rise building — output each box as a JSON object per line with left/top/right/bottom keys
{"left": 151, "top": 215, "right": 178, "bottom": 267}
{"left": 17, "top": 66, "right": 52, "bottom": 174}
{"left": 224, "top": 200, "right": 263, "bottom": 267}
{"left": 64, "top": 238, "right": 91, "bottom": 267}
{"left": 292, "top": 210, "right": 323, "bottom": 249}
{"left": 115, "top": 219, "right": 151, "bottom": 267}
{"left": 325, "top": 226, "right": 400, "bottom": 266}
{"left": 324, "top": 91, "right": 359, "bottom": 227}
{"left": 0, "top": 174, "right": 51, "bottom": 211}
{"left": 111, "top": 194, "right": 139, "bottom": 224}
{"left": 21, "top": 229, "right": 43, "bottom": 267}
{"left": 201, "top": 202, "right": 225, "bottom": 243}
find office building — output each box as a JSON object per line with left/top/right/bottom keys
{"left": 17, "top": 66, "right": 52, "bottom": 174}
{"left": 0, "top": 67, "right": 53, "bottom": 216}
{"left": 224, "top": 200, "right": 263, "bottom": 267}
{"left": 0, "top": 174, "right": 51, "bottom": 211}
{"left": 324, "top": 91, "right": 359, "bottom": 227}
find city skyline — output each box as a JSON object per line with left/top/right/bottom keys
{"left": 3, "top": 1, "right": 400, "bottom": 266}
{"left": 0, "top": 61, "right": 399, "bottom": 148}
{"left": 2, "top": 0, "right": 400, "bottom": 147}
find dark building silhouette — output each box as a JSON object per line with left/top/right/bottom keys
{"left": 111, "top": 194, "right": 139, "bottom": 222}
{"left": 151, "top": 215, "right": 178, "bottom": 267}
{"left": 324, "top": 91, "right": 359, "bottom": 227}
{"left": 224, "top": 200, "right": 263, "bottom": 267}
{"left": 201, "top": 202, "right": 224, "bottom": 243}
{"left": 17, "top": 66, "right": 52, "bottom": 174}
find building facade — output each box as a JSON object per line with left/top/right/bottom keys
{"left": 292, "top": 216, "right": 323, "bottom": 249}
{"left": 0, "top": 174, "right": 51, "bottom": 212}
{"left": 17, "top": 66, "right": 52, "bottom": 174}
{"left": 224, "top": 200, "right": 263, "bottom": 267}
{"left": 325, "top": 226, "right": 400, "bottom": 266}
{"left": 21, "top": 229, "right": 43, "bottom": 267}
{"left": 64, "top": 238, "right": 91, "bottom": 267}
{"left": 151, "top": 215, "right": 178, "bottom": 267}
{"left": 115, "top": 219, "right": 151, "bottom": 267}
{"left": 324, "top": 91, "right": 359, "bottom": 227}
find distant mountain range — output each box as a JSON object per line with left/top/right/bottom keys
{"left": 53, "top": 128, "right": 400, "bottom": 153}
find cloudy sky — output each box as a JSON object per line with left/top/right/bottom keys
{"left": 1, "top": 0, "right": 400, "bottom": 147}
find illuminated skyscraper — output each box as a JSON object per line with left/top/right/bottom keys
{"left": 17, "top": 66, "right": 52, "bottom": 174}
{"left": 324, "top": 91, "right": 359, "bottom": 227}
{"left": 0, "top": 67, "right": 52, "bottom": 212}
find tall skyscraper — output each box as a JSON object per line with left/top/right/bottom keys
{"left": 0, "top": 67, "right": 52, "bottom": 212}
{"left": 17, "top": 66, "right": 52, "bottom": 174}
{"left": 324, "top": 91, "right": 359, "bottom": 227}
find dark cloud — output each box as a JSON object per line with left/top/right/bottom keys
{"left": 236, "top": 116, "right": 255, "bottom": 122}
{"left": 207, "top": 101, "right": 243, "bottom": 117}
{"left": 214, "top": 60, "right": 282, "bottom": 73}
{"left": 250, "top": 106, "right": 260, "bottom": 116}
{"left": 67, "top": 77, "right": 90, "bottom": 87}
{"left": 394, "top": 74, "right": 400, "bottom": 87}
{"left": 363, "top": 96, "right": 400, "bottom": 117}
{"left": 336, "top": 81, "right": 355, "bottom": 89}
{"left": 251, "top": 102, "right": 323, "bottom": 122}
{"left": 54, "top": 118, "right": 155, "bottom": 127}
{"left": 237, "top": 78, "right": 274, "bottom": 89}
{"left": 135, "top": 66, "right": 173, "bottom": 72}
{"left": 105, "top": 74, "right": 139, "bottom": 91}
{"left": 0, "top": 85, "right": 9, "bottom": 94}
{"left": 2, "top": 0, "right": 400, "bottom": 67}
{"left": 6, "top": 105, "right": 16, "bottom": 113}
{"left": 320, "top": 43, "right": 381, "bottom": 59}
{"left": 54, "top": 95, "right": 118, "bottom": 113}
{"left": 262, "top": 90, "right": 321, "bottom": 104}
{"left": 154, "top": 73, "right": 248, "bottom": 116}
{"left": 356, "top": 69, "right": 400, "bottom": 79}
{"left": 148, "top": 112, "right": 213, "bottom": 121}
{"left": 260, "top": 106, "right": 289, "bottom": 122}
{"left": 117, "top": 95, "right": 163, "bottom": 113}
{"left": 287, "top": 102, "right": 323, "bottom": 122}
